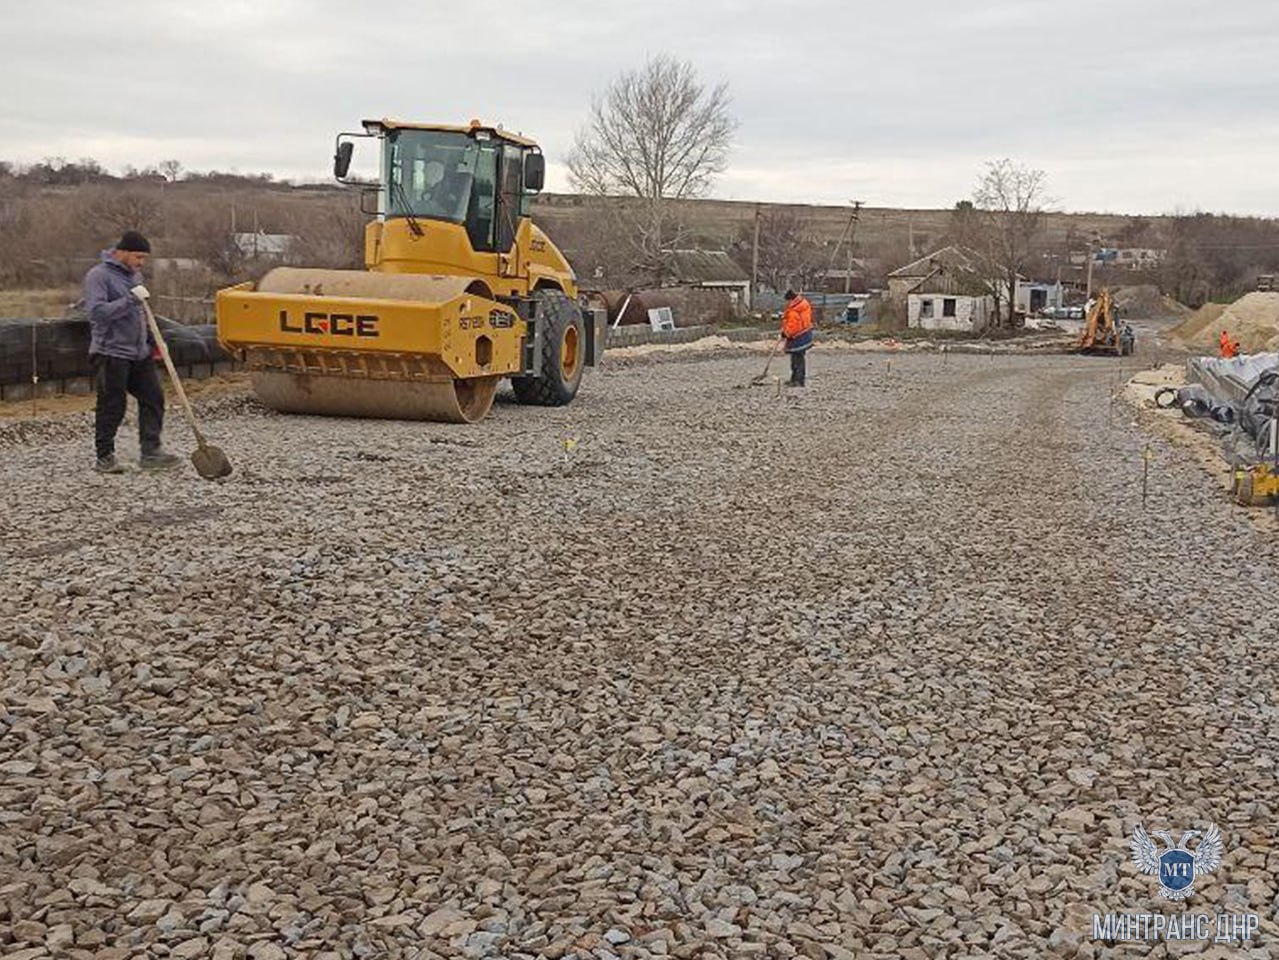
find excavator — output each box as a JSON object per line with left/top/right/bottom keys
{"left": 1076, "top": 288, "right": 1135, "bottom": 356}
{"left": 215, "top": 119, "right": 603, "bottom": 423}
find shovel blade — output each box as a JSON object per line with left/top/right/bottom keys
{"left": 191, "top": 444, "right": 233, "bottom": 480}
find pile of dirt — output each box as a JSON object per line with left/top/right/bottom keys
{"left": 1177, "top": 292, "right": 1279, "bottom": 354}
{"left": 1168, "top": 302, "right": 1227, "bottom": 344}
{"left": 1112, "top": 284, "right": 1191, "bottom": 320}
{"left": 606, "top": 334, "right": 740, "bottom": 358}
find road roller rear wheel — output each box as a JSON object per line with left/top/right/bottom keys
{"left": 512, "top": 290, "right": 585, "bottom": 406}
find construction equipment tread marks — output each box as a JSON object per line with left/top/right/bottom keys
{"left": 512, "top": 290, "right": 585, "bottom": 406}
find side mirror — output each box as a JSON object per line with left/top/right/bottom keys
{"left": 523, "top": 153, "right": 545, "bottom": 192}
{"left": 334, "top": 141, "right": 355, "bottom": 181}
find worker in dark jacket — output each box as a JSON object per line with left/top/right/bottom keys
{"left": 83, "top": 231, "right": 179, "bottom": 473}
{"left": 781, "top": 289, "right": 814, "bottom": 387}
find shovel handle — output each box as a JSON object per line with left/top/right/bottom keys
{"left": 141, "top": 300, "right": 205, "bottom": 447}
{"left": 760, "top": 335, "right": 784, "bottom": 377}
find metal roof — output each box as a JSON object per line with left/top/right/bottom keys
{"left": 910, "top": 271, "right": 994, "bottom": 297}
{"left": 889, "top": 245, "right": 990, "bottom": 279}
{"left": 364, "top": 118, "right": 539, "bottom": 148}
{"left": 663, "top": 249, "right": 750, "bottom": 285}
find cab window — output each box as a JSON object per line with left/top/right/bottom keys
{"left": 494, "top": 145, "right": 524, "bottom": 253}
{"left": 466, "top": 143, "right": 499, "bottom": 251}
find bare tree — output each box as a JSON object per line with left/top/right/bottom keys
{"left": 82, "top": 186, "right": 164, "bottom": 241}
{"left": 947, "top": 200, "right": 982, "bottom": 249}
{"left": 185, "top": 205, "right": 245, "bottom": 279}
{"left": 971, "top": 159, "right": 1052, "bottom": 326}
{"left": 735, "top": 207, "right": 827, "bottom": 294}
{"left": 567, "top": 54, "right": 736, "bottom": 286}
{"left": 159, "top": 159, "right": 183, "bottom": 183}
{"left": 285, "top": 194, "right": 366, "bottom": 270}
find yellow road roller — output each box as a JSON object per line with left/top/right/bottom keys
{"left": 216, "top": 119, "right": 603, "bottom": 423}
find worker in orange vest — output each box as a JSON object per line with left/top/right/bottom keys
{"left": 781, "top": 289, "right": 814, "bottom": 387}
{"left": 1219, "top": 330, "right": 1240, "bottom": 359}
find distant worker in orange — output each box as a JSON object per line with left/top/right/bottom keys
{"left": 1219, "top": 329, "right": 1240, "bottom": 359}
{"left": 781, "top": 289, "right": 814, "bottom": 387}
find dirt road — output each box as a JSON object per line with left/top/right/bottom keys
{"left": 2, "top": 350, "right": 1276, "bottom": 959}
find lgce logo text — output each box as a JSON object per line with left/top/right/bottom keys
{"left": 278, "top": 310, "right": 380, "bottom": 338}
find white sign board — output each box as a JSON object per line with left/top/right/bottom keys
{"left": 648, "top": 307, "right": 675, "bottom": 332}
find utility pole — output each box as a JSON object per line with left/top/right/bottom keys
{"left": 845, "top": 200, "right": 863, "bottom": 294}
{"left": 825, "top": 209, "right": 855, "bottom": 297}
{"left": 1086, "top": 233, "right": 1098, "bottom": 301}
{"left": 751, "top": 203, "right": 761, "bottom": 311}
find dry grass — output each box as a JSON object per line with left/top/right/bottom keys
{"left": 0, "top": 287, "right": 80, "bottom": 319}
{"left": 0, "top": 372, "right": 252, "bottom": 420}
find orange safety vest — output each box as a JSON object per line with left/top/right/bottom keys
{"left": 781, "top": 296, "right": 814, "bottom": 339}
{"left": 1220, "top": 332, "right": 1239, "bottom": 358}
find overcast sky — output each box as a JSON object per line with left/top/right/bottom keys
{"left": 3, "top": 0, "right": 1276, "bottom": 215}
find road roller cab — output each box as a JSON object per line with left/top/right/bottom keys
{"left": 215, "top": 118, "right": 604, "bottom": 423}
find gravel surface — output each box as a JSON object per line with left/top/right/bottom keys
{"left": 2, "top": 349, "right": 1278, "bottom": 960}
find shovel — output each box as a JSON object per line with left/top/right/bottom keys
{"left": 749, "top": 336, "right": 785, "bottom": 386}
{"left": 141, "top": 299, "right": 233, "bottom": 479}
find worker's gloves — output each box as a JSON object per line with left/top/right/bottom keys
{"left": 130, "top": 284, "right": 150, "bottom": 302}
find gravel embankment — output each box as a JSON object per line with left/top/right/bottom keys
{"left": 2, "top": 350, "right": 1277, "bottom": 960}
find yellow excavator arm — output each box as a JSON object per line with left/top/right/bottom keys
{"left": 1077, "top": 288, "right": 1133, "bottom": 356}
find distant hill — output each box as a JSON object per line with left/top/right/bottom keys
{"left": 3, "top": 170, "right": 1267, "bottom": 304}
{"left": 530, "top": 193, "right": 1166, "bottom": 254}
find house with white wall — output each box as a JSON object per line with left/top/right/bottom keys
{"left": 892, "top": 246, "right": 998, "bottom": 333}
{"left": 1015, "top": 280, "right": 1065, "bottom": 315}
{"left": 907, "top": 275, "right": 995, "bottom": 333}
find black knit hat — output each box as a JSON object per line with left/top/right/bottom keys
{"left": 784, "top": 288, "right": 797, "bottom": 301}
{"left": 115, "top": 231, "right": 151, "bottom": 253}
